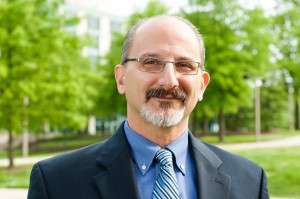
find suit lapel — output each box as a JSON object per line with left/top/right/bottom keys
{"left": 92, "top": 124, "right": 231, "bottom": 199}
{"left": 190, "top": 134, "right": 231, "bottom": 199}
{"left": 93, "top": 124, "right": 139, "bottom": 199}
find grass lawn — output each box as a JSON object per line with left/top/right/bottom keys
{"left": 0, "top": 133, "right": 110, "bottom": 159}
{"left": 0, "top": 146, "right": 299, "bottom": 199}
{"left": 0, "top": 131, "right": 299, "bottom": 198}
{"left": 233, "top": 146, "right": 300, "bottom": 199}
{"left": 0, "top": 164, "right": 32, "bottom": 188}
{"left": 30, "top": 133, "right": 109, "bottom": 153}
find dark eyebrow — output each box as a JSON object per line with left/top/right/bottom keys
{"left": 140, "top": 53, "right": 199, "bottom": 62}
{"left": 175, "top": 56, "right": 194, "bottom": 61}
{"left": 140, "top": 53, "right": 160, "bottom": 58}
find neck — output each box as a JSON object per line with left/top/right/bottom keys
{"left": 127, "top": 111, "right": 189, "bottom": 147}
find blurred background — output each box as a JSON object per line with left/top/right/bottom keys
{"left": 0, "top": 0, "right": 299, "bottom": 198}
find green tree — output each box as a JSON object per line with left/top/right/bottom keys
{"left": 183, "top": 1, "right": 273, "bottom": 140}
{"left": 0, "top": 0, "right": 93, "bottom": 167}
{"left": 274, "top": 0, "right": 300, "bottom": 129}
{"left": 226, "top": 70, "right": 289, "bottom": 132}
{"left": 226, "top": 8, "right": 282, "bottom": 133}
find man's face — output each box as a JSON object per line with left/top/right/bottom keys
{"left": 115, "top": 17, "right": 209, "bottom": 128}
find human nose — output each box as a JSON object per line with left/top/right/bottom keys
{"left": 157, "top": 62, "right": 179, "bottom": 88}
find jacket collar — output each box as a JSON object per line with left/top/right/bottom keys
{"left": 189, "top": 133, "right": 231, "bottom": 199}
{"left": 93, "top": 122, "right": 139, "bottom": 199}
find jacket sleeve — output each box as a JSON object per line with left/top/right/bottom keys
{"left": 259, "top": 168, "right": 270, "bottom": 199}
{"left": 27, "top": 163, "right": 49, "bottom": 199}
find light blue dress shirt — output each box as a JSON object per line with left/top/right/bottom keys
{"left": 124, "top": 120, "right": 197, "bottom": 199}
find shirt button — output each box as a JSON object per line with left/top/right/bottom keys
{"left": 141, "top": 164, "right": 147, "bottom": 170}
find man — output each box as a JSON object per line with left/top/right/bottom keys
{"left": 28, "top": 15, "right": 269, "bottom": 199}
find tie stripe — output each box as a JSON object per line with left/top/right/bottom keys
{"left": 152, "top": 149, "right": 180, "bottom": 199}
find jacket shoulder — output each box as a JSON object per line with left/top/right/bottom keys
{"left": 34, "top": 140, "right": 110, "bottom": 179}
{"left": 203, "top": 142, "right": 263, "bottom": 184}
{"left": 36, "top": 123, "right": 126, "bottom": 173}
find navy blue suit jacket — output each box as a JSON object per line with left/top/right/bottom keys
{"left": 28, "top": 122, "right": 269, "bottom": 199}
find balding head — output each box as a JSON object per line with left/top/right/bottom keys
{"left": 121, "top": 15, "right": 205, "bottom": 67}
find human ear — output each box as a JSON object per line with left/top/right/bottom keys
{"left": 114, "top": 64, "right": 126, "bottom": 95}
{"left": 198, "top": 71, "right": 210, "bottom": 101}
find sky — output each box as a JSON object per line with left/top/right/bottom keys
{"left": 240, "top": 0, "right": 277, "bottom": 9}
{"left": 66, "top": 0, "right": 186, "bottom": 16}
{"left": 66, "top": 0, "right": 278, "bottom": 16}
{"left": 239, "top": 0, "right": 278, "bottom": 15}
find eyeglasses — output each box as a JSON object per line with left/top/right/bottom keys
{"left": 123, "top": 56, "right": 204, "bottom": 75}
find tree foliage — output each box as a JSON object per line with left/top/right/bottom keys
{"left": 0, "top": 0, "right": 96, "bottom": 167}
{"left": 182, "top": 0, "right": 274, "bottom": 138}
{"left": 274, "top": 0, "right": 300, "bottom": 128}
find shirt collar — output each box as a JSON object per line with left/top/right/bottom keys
{"left": 124, "top": 120, "right": 189, "bottom": 176}
{"left": 124, "top": 121, "right": 160, "bottom": 175}
{"left": 166, "top": 130, "right": 189, "bottom": 175}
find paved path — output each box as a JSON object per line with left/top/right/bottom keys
{"left": 218, "top": 135, "right": 300, "bottom": 151}
{"left": 0, "top": 155, "right": 54, "bottom": 167}
{"left": 0, "top": 188, "right": 27, "bottom": 199}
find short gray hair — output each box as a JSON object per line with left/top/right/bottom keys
{"left": 121, "top": 15, "right": 206, "bottom": 67}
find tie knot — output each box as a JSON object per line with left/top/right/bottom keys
{"left": 155, "top": 149, "right": 173, "bottom": 167}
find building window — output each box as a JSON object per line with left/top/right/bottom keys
{"left": 88, "top": 17, "right": 99, "bottom": 31}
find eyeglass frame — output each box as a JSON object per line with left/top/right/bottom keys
{"left": 122, "top": 56, "right": 205, "bottom": 75}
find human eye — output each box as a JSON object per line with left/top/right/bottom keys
{"left": 142, "top": 57, "right": 160, "bottom": 65}
{"left": 175, "top": 61, "right": 196, "bottom": 73}
{"left": 141, "top": 57, "right": 163, "bottom": 72}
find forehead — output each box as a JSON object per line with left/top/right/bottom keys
{"left": 129, "top": 17, "right": 201, "bottom": 60}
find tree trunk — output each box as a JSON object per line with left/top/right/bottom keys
{"left": 296, "top": 92, "right": 300, "bottom": 130}
{"left": 43, "top": 122, "right": 50, "bottom": 134}
{"left": 255, "top": 83, "right": 261, "bottom": 141}
{"left": 189, "top": 113, "right": 197, "bottom": 135}
{"left": 82, "top": 115, "right": 90, "bottom": 134}
{"left": 22, "top": 132, "right": 29, "bottom": 157}
{"left": 203, "top": 116, "right": 209, "bottom": 133}
{"left": 288, "top": 85, "right": 295, "bottom": 131}
{"left": 218, "top": 108, "right": 226, "bottom": 143}
{"left": 22, "top": 96, "right": 29, "bottom": 157}
{"left": 7, "top": 129, "right": 14, "bottom": 168}
{"left": 6, "top": 25, "right": 14, "bottom": 168}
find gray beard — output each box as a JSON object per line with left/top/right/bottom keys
{"left": 140, "top": 103, "right": 185, "bottom": 128}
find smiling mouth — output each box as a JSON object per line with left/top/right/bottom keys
{"left": 151, "top": 96, "right": 185, "bottom": 104}
{"left": 155, "top": 94, "right": 175, "bottom": 99}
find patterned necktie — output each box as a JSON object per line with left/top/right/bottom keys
{"left": 152, "top": 148, "right": 180, "bottom": 199}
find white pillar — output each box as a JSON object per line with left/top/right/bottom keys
{"left": 88, "top": 116, "right": 96, "bottom": 135}
{"left": 99, "top": 16, "right": 111, "bottom": 56}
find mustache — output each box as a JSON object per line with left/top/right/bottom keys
{"left": 145, "top": 87, "right": 187, "bottom": 102}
